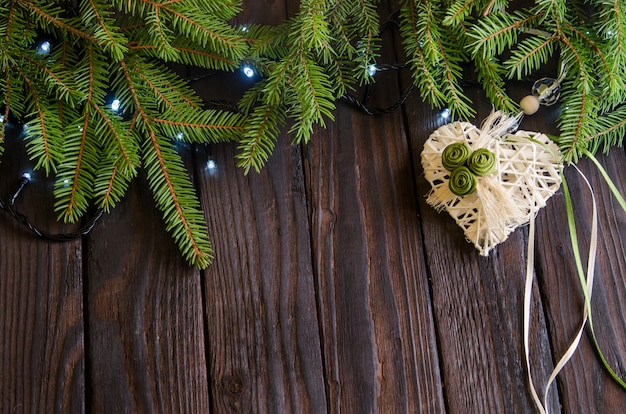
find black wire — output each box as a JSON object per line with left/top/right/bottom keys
{"left": 0, "top": 188, "right": 103, "bottom": 242}
{"left": 341, "top": 83, "right": 416, "bottom": 115}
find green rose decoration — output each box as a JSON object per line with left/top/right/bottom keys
{"left": 442, "top": 142, "right": 472, "bottom": 171}
{"left": 448, "top": 166, "right": 477, "bottom": 196}
{"left": 468, "top": 148, "right": 496, "bottom": 176}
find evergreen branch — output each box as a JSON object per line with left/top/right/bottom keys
{"left": 157, "top": 2, "right": 247, "bottom": 57}
{"left": 142, "top": 128, "right": 212, "bottom": 268}
{"left": 54, "top": 108, "right": 98, "bottom": 222}
{"left": 144, "top": 1, "right": 178, "bottom": 59}
{"left": 237, "top": 102, "right": 285, "bottom": 174}
{"left": 558, "top": 33, "right": 592, "bottom": 93}
{"left": 289, "top": 55, "right": 335, "bottom": 142}
{"left": 2, "top": 1, "right": 17, "bottom": 42}
{"left": 469, "top": 10, "right": 544, "bottom": 57}
{"left": 152, "top": 109, "right": 246, "bottom": 143}
{"left": 90, "top": 102, "right": 139, "bottom": 173}
{"left": 243, "top": 23, "right": 290, "bottom": 59}
{"left": 94, "top": 164, "right": 126, "bottom": 212}
{"left": 561, "top": 21, "right": 611, "bottom": 83}
{"left": 21, "top": 54, "right": 75, "bottom": 101}
{"left": 18, "top": 0, "right": 95, "bottom": 41}
{"left": 436, "top": 36, "right": 474, "bottom": 119}
{"left": 399, "top": 0, "right": 447, "bottom": 108}
{"left": 475, "top": 56, "right": 517, "bottom": 112}
{"left": 413, "top": 48, "right": 447, "bottom": 109}
{"left": 444, "top": 0, "right": 480, "bottom": 26}
{"left": 505, "top": 35, "right": 556, "bottom": 79}
{"left": 84, "top": 0, "right": 129, "bottom": 60}
{"left": 129, "top": 44, "right": 238, "bottom": 70}
{"left": 171, "top": 45, "right": 238, "bottom": 70}
{"left": 119, "top": 58, "right": 212, "bottom": 267}
{"left": 533, "top": 0, "right": 567, "bottom": 23}
{"left": 557, "top": 85, "right": 594, "bottom": 162}
{"left": 588, "top": 104, "right": 626, "bottom": 154}
{"left": 16, "top": 66, "right": 63, "bottom": 173}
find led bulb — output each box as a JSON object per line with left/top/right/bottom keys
{"left": 37, "top": 40, "right": 51, "bottom": 55}
{"left": 110, "top": 99, "right": 121, "bottom": 112}
{"left": 367, "top": 64, "right": 377, "bottom": 77}
{"left": 206, "top": 159, "right": 216, "bottom": 170}
{"left": 440, "top": 108, "right": 451, "bottom": 120}
{"left": 242, "top": 65, "right": 255, "bottom": 78}
{"left": 175, "top": 132, "right": 184, "bottom": 140}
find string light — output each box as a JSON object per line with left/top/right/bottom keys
{"left": 1, "top": 173, "right": 103, "bottom": 241}
{"left": 110, "top": 99, "right": 121, "bottom": 112}
{"left": 37, "top": 40, "right": 51, "bottom": 55}
{"left": 367, "top": 64, "right": 377, "bottom": 76}
{"left": 242, "top": 65, "right": 255, "bottom": 78}
{"left": 8, "top": 172, "right": 31, "bottom": 205}
{"left": 206, "top": 159, "right": 216, "bottom": 170}
{"left": 440, "top": 108, "right": 451, "bottom": 120}
{"left": 175, "top": 132, "right": 184, "bottom": 140}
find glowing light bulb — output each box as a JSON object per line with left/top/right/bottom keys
{"left": 241, "top": 25, "right": 248, "bottom": 32}
{"left": 440, "top": 108, "right": 451, "bottom": 120}
{"left": 0, "top": 115, "right": 4, "bottom": 123}
{"left": 242, "top": 65, "right": 255, "bottom": 78}
{"left": 206, "top": 159, "right": 216, "bottom": 170}
{"left": 37, "top": 40, "right": 51, "bottom": 55}
{"left": 110, "top": 99, "right": 121, "bottom": 112}
{"left": 367, "top": 64, "right": 377, "bottom": 76}
{"left": 175, "top": 132, "right": 184, "bottom": 140}
{"left": 22, "top": 172, "right": 32, "bottom": 181}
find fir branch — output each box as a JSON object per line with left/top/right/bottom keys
{"left": 54, "top": 107, "right": 99, "bottom": 222}
{"left": 18, "top": 0, "right": 95, "bottom": 42}
{"left": 237, "top": 102, "right": 285, "bottom": 174}
{"left": 152, "top": 109, "right": 246, "bottom": 143}
{"left": 18, "top": 67, "right": 64, "bottom": 173}
{"left": 505, "top": 35, "right": 556, "bottom": 79}
{"left": 469, "top": 10, "right": 544, "bottom": 58}
{"left": 444, "top": 0, "right": 481, "bottom": 26}
{"left": 82, "top": 0, "right": 129, "bottom": 60}
{"left": 588, "top": 104, "right": 626, "bottom": 154}
{"left": 289, "top": 55, "right": 336, "bottom": 142}
{"left": 475, "top": 56, "right": 517, "bottom": 112}
{"left": 435, "top": 29, "right": 474, "bottom": 119}
{"left": 142, "top": 128, "right": 213, "bottom": 268}
{"left": 399, "top": 0, "right": 447, "bottom": 108}
{"left": 557, "top": 84, "right": 595, "bottom": 162}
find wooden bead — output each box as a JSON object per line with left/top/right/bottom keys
{"left": 520, "top": 95, "right": 540, "bottom": 115}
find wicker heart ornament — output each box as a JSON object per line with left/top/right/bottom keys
{"left": 421, "top": 112, "right": 562, "bottom": 255}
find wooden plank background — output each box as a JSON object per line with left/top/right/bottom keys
{"left": 1, "top": 0, "right": 625, "bottom": 412}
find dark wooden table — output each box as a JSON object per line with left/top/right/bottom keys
{"left": 2, "top": 1, "right": 626, "bottom": 413}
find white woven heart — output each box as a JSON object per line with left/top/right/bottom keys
{"left": 421, "top": 112, "right": 562, "bottom": 255}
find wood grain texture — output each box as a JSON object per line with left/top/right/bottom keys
{"left": 535, "top": 149, "right": 626, "bottom": 414}
{"left": 0, "top": 129, "right": 85, "bottom": 413}
{"left": 192, "top": 1, "right": 326, "bottom": 412}
{"left": 1, "top": 0, "right": 625, "bottom": 413}
{"left": 196, "top": 138, "right": 326, "bottom": 413}
{"left": 304, "top": 103, "right": 445, "bottom": 413}
{"left": 85, "top": 172, "right": 209, "bottom": 413}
